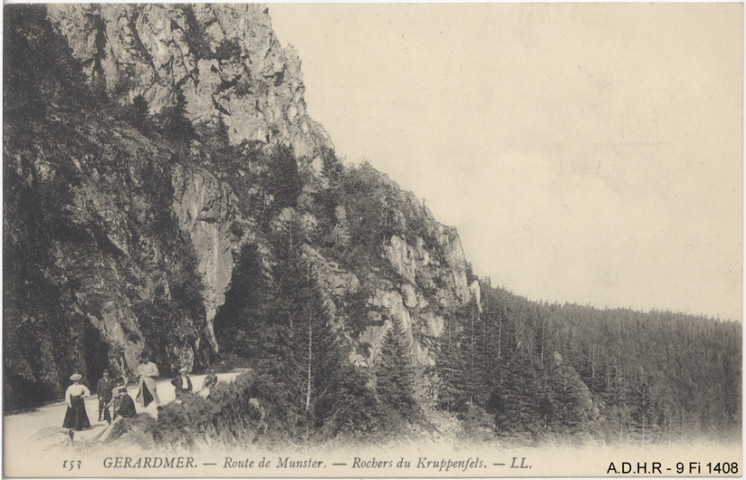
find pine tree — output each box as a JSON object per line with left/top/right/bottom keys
{"left": 375, "top": 317, "right": 417, "bottom": 418}
{"left": 262, "top": 235, "right": 349, "bottom": 441}
{"left": 436, "top": 297, "right": 490, "bottom": 413}
{"left": 602, "top": 364, "right": 633, "bottom": 444}
{"left": 463, "top": 297, "right": 490, "bottom": 408}
{"left": 131, "top": 94, "right": 151, "bottom": 134}
{"left": 436, "top": 309, "right": 462, "bottom": 411}
{"left": 493, "top": 350, "right": 546, "bottom": 436}
{"left": 547, "top": 355, "right": 596, "bottom": 432}
{"left": 631, "top": 369, "right": 657, "bottom": 447}
{"left": 4, "top": 5, "right": 87, "bottom": 120}
{"left": 320, "top": 362, "right": 384, "bottom": 438}
{"left": 161, "top": 89, "right": 194, "bottom": 150}
{"left": 321, "top": 147, "right": 343, "bottom": 187}
{"left": 268, "top": 144, "right": 302, "bottom": 211}
{"left": 318, "top": 147, "right": 344, "bottom": 231}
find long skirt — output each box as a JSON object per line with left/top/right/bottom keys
{"left": 117, "top": 394, "right": 137, "bottom": 418}
{"left": 141, "top": 382, "right": 153, "bottom": 407}
{"left": 62, "top": 396, "right": 91, "bottom": 431}
{"left": 136, "top": 377, "right": 159, "bottom": 407}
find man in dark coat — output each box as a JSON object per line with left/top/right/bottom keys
{"left": 96, "top": 369, "right": 115, "bottom": 423}
{"left": 171, "top": 367, "right": 193, "bottom": 400}
{"left": 201, "top": 367, "right": 218, "bottom": 397}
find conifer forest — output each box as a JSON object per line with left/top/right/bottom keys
{"left": 3, "top": 4, "right": 741, "bottom": 451}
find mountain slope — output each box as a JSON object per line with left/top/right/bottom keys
{"left": 3, "top": 4, "right": 739, "bottom": 446}
{"left": 46, "top": 4, "right": 332, "bottom": 156}
{"left": 3, "top": 4, "right": 475, "bottom": 409}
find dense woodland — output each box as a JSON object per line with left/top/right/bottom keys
{"left": 4, "top": 5, "right": 741, "bottom": 446}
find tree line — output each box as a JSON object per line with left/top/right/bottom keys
{"left": 4, "top": 5, "right": 739, "bottom": 447}
{"left": 435, "top": 282, "right": 741, "bottom": 444}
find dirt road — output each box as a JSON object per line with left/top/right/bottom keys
{"left": 4, "top": 371, "right": 243, "bottom": 451}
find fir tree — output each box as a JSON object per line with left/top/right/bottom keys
{"left": 161, "top": 89, "right": 194, "bottom": 150}
{"left": 547, "top": 356, "right": 596, "bottom": 432}
{"left": 318, "top": 147, "right": 344, "bottom": 230}
{"left": 131, "top": 94, "right": 151, "bottom": 134}
{"left": 436, "top": 297, "right": 490, "bottom": 413}
{"left": 436, "top": 310, "right": 462, "bottom": 411}
{"left": 321, "top": 146, "right": 343, "bottom": 187}
{"left": 462, "top": 297, "right": 490, "bottom": 408}
{"left": 493, "top": 350, "right": 546, "bottom": 436}
{"left": 319, "top": 360, "right": 385, "bottom": 438}
{"left": 261, "top": 235, "right": 349, "bottom": 441}
{"left": 214, "top": 115, "right": 231, "bottom": 149}
{"left": 631, "top": 369, "right": 657, "bottom": 447}
{"left": 267, "top": 144, "right": 302, "bottom": 211}
{"left": 4, "top": 5, "right": 86, "bottom": 120}
{"left": 375, "top": 317, "right": 417, "bottom": 417}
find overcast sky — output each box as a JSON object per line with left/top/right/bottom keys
{"left": 269, "top": 3, "right": 743, "bottom": 321}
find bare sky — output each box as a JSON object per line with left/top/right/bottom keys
{"left": 269, "top": 3, "right": 743, "bottom": 321}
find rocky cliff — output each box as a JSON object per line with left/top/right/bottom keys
{"left": 5, "top": 6, "right": 739, "bottom": 445}
{"left": 3, "top": 114, "right": 205, "bottom": 402}
{"left": 47, "top": 4, "right": 332, "bottom": 157}
{"left": 3, "top": 4, "right": 476, "bottom": 408}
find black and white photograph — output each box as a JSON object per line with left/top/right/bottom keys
{"left": 2, "top": 3, "right": 742, "bottom": 477}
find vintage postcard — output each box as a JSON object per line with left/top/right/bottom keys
{"left": 3, "top": 2, "right": 742, "bottom": 478}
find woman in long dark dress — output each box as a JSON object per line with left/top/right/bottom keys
{"left": 62, "top": 373, "right": 91, "bottom": 442}
{"left": 108, "top": 376, "right": 136, "bottom": 420}
{"left": 111, "top": 376, "right": 137, "bottom": 419}
{"left": 116, "top": 388, "right": 137, "bottom": 418}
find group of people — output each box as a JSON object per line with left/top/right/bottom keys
{"left": 94, "top": 369, "right": 137, "bottom": 424}
{"left": 62, "top": 354, "right": 220, "bottom": 442}
{"left": 62, "top": 371, "right": 137, "bottom": 442}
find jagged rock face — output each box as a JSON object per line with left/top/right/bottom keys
{"left": 3, "top": 120, "right": 208, "bottom": 401}
{"left": 312, "top": 200, "right": 474, "bottom": 368}
{"left": 374, "top": 232, "right": 471, "bottom": 365}
{"left": 171, "top": 164, "right": 258, "bottom": 353}
{"left": 4, "top": 4, "right": 480, "bottom": 408}
{"left": 384, "top": 232, "right": 471, "bottom": 309}
{"left": 303, "top": 245, "right": 360, "bottom": 307}
{"left": 42, "top": 2, "right": 479, "bottom": 372}
{"left": 46, "top": 4, "right": 332, "bottom": 157}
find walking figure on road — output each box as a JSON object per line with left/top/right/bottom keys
{"left": 96, "top": 369, "right": 115, "bottom": 423}
{"left": 200, "top": 367, "right": 218, "bottom": 398}
{"left": 135, "top": 354, "right": 160, "bottom": 408}
{"left": 62, "top": 373, "right": 91, "bottom": 443}
{"left": 171, "top": 367, "right": 193, "bottom": 401}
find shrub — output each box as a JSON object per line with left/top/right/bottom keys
{"left": 117, "top": 372, "right": 265, "bottom": 449}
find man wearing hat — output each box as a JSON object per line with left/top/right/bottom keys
{"left": 171, "top": 367, "right": 193, "bottom": 400}
{"left": 96, "top": 369, "right": 115, "bottom": 423}
{"left": 200, "top": 367, "right": 218, "bottom": 398}
{"left": 136, "top": 353, "right": 161, "bottom": 407}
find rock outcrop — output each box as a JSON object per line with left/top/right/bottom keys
{"left": 47, "top": 4, "right": 332, "bottom": 157}
{"left": 42, "top": 3, "right": 479, "bottom": 370}
{"left": 171, "top": 163, "right": 256, "bottom": 352}
{"left": 4, "top": 119, "right": 207, "bottom": 402}
{"left": 3, "top": 3, "right": 478, "bottom": 408}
